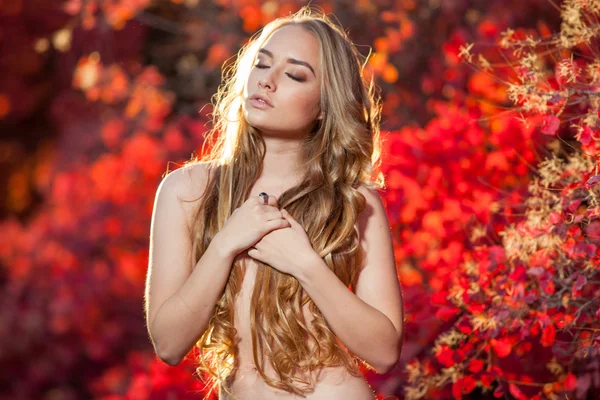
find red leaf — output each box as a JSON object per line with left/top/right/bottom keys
{"left": 541, "top": 324, "right": 556, "bottom": 347}
{"left": 493, "top": 386, "right": 503, "bottom": 398}
{"left": 509, "top": 383, "right": 527, "bottom": 400}
{"left": 457, "top": 319, "right": 473, "bottom": 334}
{"left": 541, "top": 115, "right": 560, "bottom": 135}
{"left": 543, "top": 280, "right": 555, "bottom": 295}
{"left": 481, "top": 373, "right": 494, "bottom": 387}
{"left": 548, "top": 211, "right": 562, "bottom": 224}
{"left": 509, "top": 264, "right": 527, "bottom": 281}
{"left": 563, "top": 373, "right": 577, "bottom": 391}
{"left": 567, "top": 243, "right": 596, "bottom": 259}
{"left": 575, "top": 274, "right": 588, "bottom": 291}
{"left": 466, "top": 303, "right": 485, "bottom": 314}
{"left": 584, "top": 220, "right": 600, "bottom": 239}
{"left": 437, "top": 345, "right": 455, "bottom": 367}
{"left": 436, "top": 306, "right": 460, "bottom": 321}
{"left": 586, "top": 175, "right": 600, "bottom": 187}
{"left": 485, "top": 151, "right": 510, "bottom": 171}
{"left": 452, "top": 379, "right": 463, "bottom": 399}
{"left": 463, "top": 376, "right": 477, "bottom": 394}
{"left": 468, "top": 359, "right": 484, "bottom": 373}
{"left": 577, "top": 125, "right": 594, "bottom": 145}
{"left": 431, "top": 291, "right": 449, "bottom": 305}
{"left": 490, "top": 338, "right": 512, "bottom": 358}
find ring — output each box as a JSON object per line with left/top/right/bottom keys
{"left": 258, "top": 192, "right": 268, "bottom": 205}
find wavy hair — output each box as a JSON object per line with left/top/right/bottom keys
{"left": 183, "top": 5, "right": 385, "bottom": 398}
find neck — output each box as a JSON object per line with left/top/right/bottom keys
{"left": 261, "top": 136, "right": 304, "bottom": 181}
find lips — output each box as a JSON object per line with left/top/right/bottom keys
{"left": 250, "top": 93, "right": 274, "bottom": 107}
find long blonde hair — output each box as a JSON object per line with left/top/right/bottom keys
{"left": 184, "top": 5, "right": 384, "bottom": 397}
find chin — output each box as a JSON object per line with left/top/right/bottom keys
{"left": 244, "top": 110, "right": 262, "bottom": 125}
{"left": 250, "top": 125, "right": 279, "bottom": 135}
{"left": 245, "top": 116, "right": 266, "bottom": 130}
{"left": 245, "top": 115, "right": 275, "bottom": 133}
{"left": 244, "top": 112, "right": 307, "bottom": 136}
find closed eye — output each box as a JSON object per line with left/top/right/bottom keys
{"left": 286, "top": 73, "right": 305, "bottom": 82}
{"left": 255, "top": 64, "right": 305, "bottom": 82}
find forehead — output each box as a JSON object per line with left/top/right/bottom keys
{"left": 260, "top": 25, "right": 320, "bottom": 70}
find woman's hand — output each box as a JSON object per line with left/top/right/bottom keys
{"left": 214, "top": 194, "right": 291, "bottom": 258}
{"left": 247, "top": 209, "right": 320, "bottom": 277}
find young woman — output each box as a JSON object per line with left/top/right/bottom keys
{"left": 145, "top": 6, "right": 404, "bottom": 399}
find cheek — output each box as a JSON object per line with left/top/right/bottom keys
{"left": 245, "top": 73, "right": 257, "bottom": 93}
{"left": 290, "top": 90, "right": 320, "bottom": 120}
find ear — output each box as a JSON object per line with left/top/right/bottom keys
{"left": 317, "top": 112, "right": 324, "bottom": 120}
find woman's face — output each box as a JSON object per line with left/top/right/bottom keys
{"left": 243, "top": 25, "right": 322, "bottom": 138}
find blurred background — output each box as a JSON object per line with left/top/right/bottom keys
{"left": 2, "top": 0, "right": 600, "bottom": 399}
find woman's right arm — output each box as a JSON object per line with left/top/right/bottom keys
{"left": 144, "top": 164, "right": 289, "bottom": 365}
{"left": 144, "top": 164, "right": 235, "bottom": 366}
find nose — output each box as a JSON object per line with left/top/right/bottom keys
{"left": 258, "top": 70, "right": 275, "bottom": 91}
{"left": 258, "top": 78, "right": 273, "bottom": 90}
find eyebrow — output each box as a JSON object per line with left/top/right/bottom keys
{"left": 258, "top": 48, "right": 316, "bottom": 77}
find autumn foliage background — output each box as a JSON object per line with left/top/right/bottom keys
{"left": 2, "top": 0, "right": 600, "bottom": 399}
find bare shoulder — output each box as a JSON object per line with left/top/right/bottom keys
{"left": 356, "top": 185, "right": 387, "bottom": 224}
{"left": 354, "top": 184, "right": 391, "bottom": 248}
{"left": 156, "top": 162, "right": 212, "bottom": 227}
{"left": 356, "top": 185, "right": 384, "bottom": 206}
{"left": 163, "top": 162, "right": 210, "bottom": 195}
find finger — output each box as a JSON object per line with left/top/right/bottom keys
{"left": 257, "top": 192, "right": 269, "bottom": 205}
{"left": 247, "top": 247, "right": 259, "bottom": 258}
{"left": 265, "top": 218, "right": 291, "bottom": 232}
{"left": 254, "top": 203, "right": 279, "bottom": 213}
{"left": 267, "top": 195, "right": 278, "bottom": 207}
{"left": 263, "top": 210, "right": 284, "bottom": 221}
{"left": 255, "top": 193, "right": 278, "bottom": 207}
{"left": 281, "top": 209, "right": 303, "bottom": 230}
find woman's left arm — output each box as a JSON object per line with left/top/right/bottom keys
{"left": 247, "top": 186, "right": 404, "bottom": 373}
{"left": 295, "top": 186, "right": 404, "bottom": 374}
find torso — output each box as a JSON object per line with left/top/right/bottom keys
{"left": 218, "top": 178, "right": 376, "bottom": 400}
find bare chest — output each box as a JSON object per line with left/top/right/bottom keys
{"left": 232, "top": 259, "right": 315, "bottom": 369}
{"left": 235, "top": 177, "right": 311, "bottom": 358}
{"left": 224, "top": 274, "right": 375, "bottom": 399}
{"left": 246, "top": 173, "right": 301, "bottom": 204}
